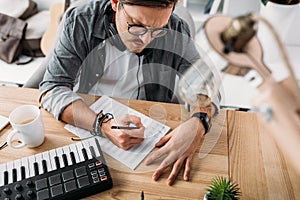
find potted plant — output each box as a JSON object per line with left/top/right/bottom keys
{"left": 204, "top": 176, "right": 241, "bottom": 200}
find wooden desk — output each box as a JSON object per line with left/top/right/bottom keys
{"left": 0, "top": 86, "right": 299, "bottom": 199}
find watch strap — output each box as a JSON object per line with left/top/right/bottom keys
{"left": 192, "top": 112, "right": 211, "bottom": 134}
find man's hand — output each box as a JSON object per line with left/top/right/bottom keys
{"left": 145, "top": 117, "right": 205, "bottom": 186}
{"left": 101, "top": 114, "right": 145, "bottom": 150}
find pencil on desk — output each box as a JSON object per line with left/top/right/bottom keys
{"left": 110, "top": 126, "right": 140, "bottom": 130}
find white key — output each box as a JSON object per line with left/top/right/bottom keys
{"left": 6, "top": 161, "right": 14, "bottom": 184}
{"left": 55, "top": 147, "right": 64, "bottom": 168}
{"left": 13, "top": 159, "right": 22, "bottom": 181}
{"left": 28, "top": 156, "right": 36, "bottom": 178}
{"left": 69, "top": 143, "right": 80, "bottom": 164}
{"left": 21, "top": 157, "right": 30, "bottom": 178}
{"left": 49, "top": 149, "right": 58, "bottom": 170}
{"left": 88, "top": 138, "right": 101, "bottom": 158}
{"left": 75, "top": 142, "right": 85, "bottom": 162}
{"left": 0, "top": 163, "right": 7, "bottom": 186}
{"left": 62, "top": 146, "right": 72, "bottom": 166}
{"left": 35, "top": 153, "right": 44, "bottom": 175}
{"left": 42, "top": 151, "right": 53, "bottom": 172}
{"left": 82, "top": 140, "right": 92, "bottom": 160}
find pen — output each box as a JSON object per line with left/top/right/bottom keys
{"left": 140, "top": 191, "right": 144, "bottom": 200}
{"left": 110, "top": 126, "right": 141, "bottom": 130}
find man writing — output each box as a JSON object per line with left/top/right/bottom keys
{"left": 40, "top": 0, "right": 219, "bottom": 186}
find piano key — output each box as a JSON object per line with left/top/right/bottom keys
{"left": 33, "top": 162, "right": 39, "bottom": 176}
{"left": 4, "top": 171, "right": 8, "bottom": 185}
{"left": 49, "top": 149, "right": 58, "bottom": 170}
{"left": 12, "top": 168, "right": 17, "bottom": 182}
{"left": 62, "top": 154, "right": 68, "bottom": 166}
{"left": 69, "top": 143, "right": 80, "bottom": 164}
{"left": 56, "top": 147, "right": 65, "bottom": 168}
{"left": 81, "top": 148, "right": 89, "bottom": 161}
{"left": 82, "top": 140, "right": 93, "bottom": 160}
{"left": 95, "top": 137, "right": 104, "bottom": 158}
{"left": 42, "top": 151, "right": 53, "bottom": 172}
{"left": 88, "top": 138, "right": 101, "bottom": 158}
{"left": 6, "top": 161, "right": 14, "bottom": 184}
{"left": 13, "top": 159, "right": 22, "bottom": 181}
{"left": 21, "top": 166, "right": 26, "bottom": 180}
{"left": 62, "top": 146, "right": 73, "bottom": 166}
{"left": 0, "top": 163, "right": 6, "bottom": 186}
{"left": 21, "top": 157, "right": 30, "bottom": 178}
{"left": 42, "top": 160, "right": 48, "bottom": 173}
{"left": 75, "top": 142, "right": 85, "bottom": 163}
{"left": 54, "top": 156, "right": 61, "bottom": 169}
{"left": 28, "top": 156, "right": 36, "bottom": 178}
{"left": 35, "top": 153, "right": 44, "bottom": 175}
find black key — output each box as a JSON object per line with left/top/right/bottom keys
{"left": 82, "top": 148, "right": 88, "bottom": 161}
{"left": 21, "top": 166, "right": 26, "bottom": 179}
{"left": 4, "top": 171, "right": 8, "bottom": 185}
{"left": 34, "top": 162, "right": 39, "bottom": 176}
{"left": 62, "top": 154, "right": 68, "bottom": 166}
{"left": 12, "top": 168, "right": 17, "bottom": 182}
{"left": 89, "top": 146, "right": 96, "bottom": 158}
{"left": 70, "top": 152, "right": 76, "bottom": 165}
{"left": 42, "top": 160, "right": 48, "bottom": 173}
{"left": 54, "top": 156, "right": 60, "bottom": 169}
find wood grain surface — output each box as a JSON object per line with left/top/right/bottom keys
{"left": 0, "top": 86, "right": 228, "bottom": 199}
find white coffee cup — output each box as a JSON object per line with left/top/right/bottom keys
{"left": 7, "top": 105, "right": 45, "bottom": 148}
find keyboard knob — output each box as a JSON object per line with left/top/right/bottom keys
{"left": 14, "top": 183, "right": 23, "bottom": 191}
{"left": 27, "top": 190, "right": 35, "bottom": 198}
{"left": 15, "top": 194, "right": 23, "bottom": 200}
{"left": 26, "top": 180, "right": 35, "bottom": 188}
{"left": 3, "top": 187, "right": 11, "bottom": 195}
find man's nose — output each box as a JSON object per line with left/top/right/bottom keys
{"left": 138, "top": 32, "right": 152, "bottom": 44}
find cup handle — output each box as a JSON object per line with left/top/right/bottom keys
{"left": 7, "top": 129, "right": 26, "bottom": 149}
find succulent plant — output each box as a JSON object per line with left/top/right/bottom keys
{"left": 205, "top": 176, "right": 241, "bottom": 200}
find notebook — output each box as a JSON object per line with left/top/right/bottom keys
{"left": 65, "top": 96, "right": 170, "bottom": 170}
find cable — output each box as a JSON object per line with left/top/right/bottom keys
{"left": 136, "top": 55, "right": 142, "bottom": 100}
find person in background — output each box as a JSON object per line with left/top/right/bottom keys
{"left": 39, "top": 0, "right": 219, "bottom": 185}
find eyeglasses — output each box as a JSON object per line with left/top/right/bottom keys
{"left": 120, "top": 3, "right": 169, "bottom": 38}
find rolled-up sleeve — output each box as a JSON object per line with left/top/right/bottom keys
{"left": 41, "top": 86, "right": 83, "bottom": 119}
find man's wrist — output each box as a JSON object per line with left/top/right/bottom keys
{"left": 191, "top": 112, "right": 211, "bottom": 134}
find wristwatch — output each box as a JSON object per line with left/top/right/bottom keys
{"left": 192, "top": 112, "right": 211, "bottom": 135}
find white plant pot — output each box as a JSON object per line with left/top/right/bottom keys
{"left": 203, "top": 193, "right": 208, "bottom": 200}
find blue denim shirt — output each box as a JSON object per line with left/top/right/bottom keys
{"left": 39, "top": 0, "right": 218, "bottom": 119}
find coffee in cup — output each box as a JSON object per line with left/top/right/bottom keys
{"left": 7, "top": 105, "right": 45, "bottom": 149}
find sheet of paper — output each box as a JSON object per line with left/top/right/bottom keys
{"left": 65, "top": 96, "right": 170, "bottom": 170}
{"left": 0, "top": 115, "right": 9, "bottom": 132}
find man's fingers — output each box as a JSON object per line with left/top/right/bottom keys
{"left": 155, "top": 133, "right": 172, "bottom": 147}
{"left": 152, "top": 166, "right": 168, "bottom": 181}
{"left": 183, "top": 157, "right": 193, "bottom": 181}
{"left": 166, "top": 158, "right": 185, "bottom": 186}
{"left": 145, "top": 147, "right": 167, "bottom": 165}
{"left": 121, "top": 114, "right": 143, "bottom": 126}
